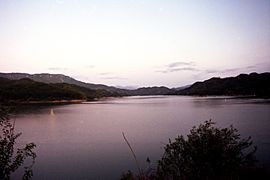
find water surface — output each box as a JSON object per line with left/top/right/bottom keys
{"left": 11, "top": 96, "right": 270, "bottom": 179}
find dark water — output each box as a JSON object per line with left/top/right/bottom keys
{"left": 10, "top": 96, "right": 270, "bottom": 180}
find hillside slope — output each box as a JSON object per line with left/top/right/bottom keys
{"left": 0, "top": 73, "right": 129, "bottom": 94}
{"left": 176, "top": 72, "right": 270, "bottom": 97}
{"left": 0, "top": 73, "right": 176, "bottom": 95}
{"left": 0, "top": 77, "right": 120, "bottom": 103}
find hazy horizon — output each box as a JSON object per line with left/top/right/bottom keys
{"left": 1, "top": 0, "right": 270, "bottom": 87}
{"left": 0, "top": 71, "right": 269, "bottom": 89}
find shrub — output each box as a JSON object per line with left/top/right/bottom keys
{"left": 122, "top": 120, "right": 262, "bottom": 180}
{"left": 156, "top": 120, "right": 257, "bottom": 179}
{"left": 0, "top": 107, "right": 36, "bottom": 180}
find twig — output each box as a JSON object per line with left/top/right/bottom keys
{"left": 122, "top": 132, "right": 142, "bottom": 176}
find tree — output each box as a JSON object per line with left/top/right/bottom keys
{"left": 0, "top": 107, "right": 36, "bottom": 180}
{"left": 156, "top": 120, "right": 257, "bottom": 180}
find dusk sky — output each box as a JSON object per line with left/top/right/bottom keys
{"left": 0, "top": 0, "right": 269, "bottom": 87}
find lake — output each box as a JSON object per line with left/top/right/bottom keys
{"left": 11, "top": 96, "right": 270, "bottom": 179}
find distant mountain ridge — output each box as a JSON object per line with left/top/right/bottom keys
{"left": 0, "top": 73, "right": 176, "bottom": 95}
{"left": 176, "top": 72, "right": 270, "bottom": 97}
{"left": 131, "top": 86, "right": 175, "bottom": 95}
{"left": 1, "top": 72, "right": 269, "bottom": 97}
{"left": 0, "top": 77, "right": 120, "bottom": 103}
{"left": 0, "top": 72, "right": 122, "bottom": 92}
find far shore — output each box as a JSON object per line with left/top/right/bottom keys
{"left": 1, "top": 99, "right": 87, "bottom": 105}
{"left": 1, "top": 95, "right": 269, "bottom": 107}
{"left": 21, "top": 99, "right": 86, "bottom": 104}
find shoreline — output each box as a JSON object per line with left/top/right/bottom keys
{"left": 19, "top": 99, "right": 87, "bottom": 104}
{"left": 1, "top": 99, "right": 86, "bottom": 105}
{"left": 1, "top": 95, "right": 269, "bottom": 106}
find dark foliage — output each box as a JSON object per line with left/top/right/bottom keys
{"left": 0, "top": 77, "right": 83, "bottom": 102}
{"left": 177, "top": 72, "right": 270, "bottom": 97}
{"left": 0, "top": 72, "right": 179, "bottom": 96}
{"left": 1, "top": 72, "right": 270, "bottom": 97}
{"left": 121, "top": 170, "right": 135, "bottom": 180}
{"left": 0, "top": 73, "right": 130, "bottom": 95}
{"left": 0, "top": 107, "right": 36, "bottom": 180}
{"left": 0, "top": 77, "right": 120, "bottom": 103}
{"left": 122, "top": 120, "right": 268, "bottom": 180}
{"left": 131, "top": 87, "right": 176, "bottom": 96}
{"left": 156, "top": 120, "right": 257, "bottom": 180}
{"left": 52, "top": 83, "right": 121, "bottom": 100}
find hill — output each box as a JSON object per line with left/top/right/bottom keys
{"left": 0, "top": 73, "right": 176, "bottom": 96}
{"left": 176, "top": 72, "right": 270, "bottom": 97}
{"left": 131, "top": 86, "right": 175, "bottom": 95}
{"left": 2, "top": 72, "right": 268, "bottom": 97}
{"left": 0, "top": 77, "right": 120, "bottom": 103}
{"left": 0, "top": 73, "right": 129, "bottom": 94}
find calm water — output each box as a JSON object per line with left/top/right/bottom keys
{"left": 11, "top": 96, "right": 270, "bottom": 180}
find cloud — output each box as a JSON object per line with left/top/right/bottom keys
{"left": 193, "top": 63, "right": 269, "bottom": 82}
{"left": 84, "top": 65, "right": 95, "bottom": 69}
{"left": 156, "top": 61, "right": 198, "bottom": 73}
{"left": 48, "top": 65, "right": 94, "bottom": 72}
{"left": 157, "top": 61, "right": 267, "bottom": 76}
{"left": 205, "top": 68, "right": 240, "bottom": 74}
{"left": 245, "top": 65, "right": 257, "bottom": 69}
{"left": 99, "top": 72, "right": 127, "bottom": 80}
{"left": 99, "top": 72, "right": 112, "bottom": 76}
{"left": 169, "top": 67, "right": 198, "bottom": 72}
{"left": 48, "top": 67, "right": 68, "bottom": 71}
{"left": 101, "top": 76, "right": 127, "bottom": 80}
{"left": 205, "top": 64, "right": 263, "bottom": 75}
{"left": 205, "top": 69, "right": 218, "bottom": 74}
{"left": 167, "top": 61, "right": 195, "bottom": 68}
{"left": 222, "top": 68, "right": 242, "bottom": 73}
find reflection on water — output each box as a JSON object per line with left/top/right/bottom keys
{"left": 11, "top": 96, "right": 270, "bottom": 180}
{"left": 50, "top": 109, "right": 55, "bottom": 116}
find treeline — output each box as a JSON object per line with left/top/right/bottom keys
{"left": 176, "top": 72, "right": 270, "bottom": 97}
{"left": 1, "top": 72, "right": 270, "bottom": 102}
{"left": 0, "top": 77, "right": 120, "bottom": 103}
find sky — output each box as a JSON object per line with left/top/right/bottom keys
{"left": 0, "top": 0, "right": 269, "bottom": 87}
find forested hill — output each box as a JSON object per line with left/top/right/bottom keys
{"left": 131, "top": 86, "right": 175, "bottom": 95}
{"left": 176, "top": 72, "right": 270, "bottom": 97}
{"left": 1, "top": 72, "right": 269, "bottom": 98}
{"left": 0, "top": 77, "right": 120, "bottom": 103}
{"left": 0, "top": 72, "right": 129, "bottom": 94}
{"left": 0, "top": 73, "right": 177, "bottom": 95}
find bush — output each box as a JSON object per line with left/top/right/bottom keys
{"left": 156, "top": 120, "right": 257, "bottom": 179}
{"left": 0, "top": 107, "right": 36, "bottom": 180}
{"left": 122, "top": 120, "right": 264, "bottom": 180}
